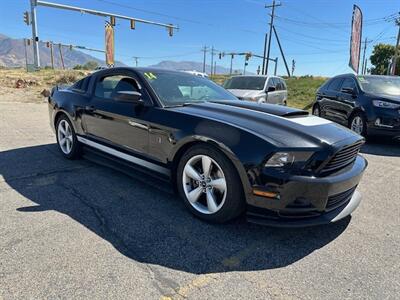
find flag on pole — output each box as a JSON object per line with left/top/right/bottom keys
{"left": 349, "top": 5, "right": 363, "bottom": 74}
{"left": 105, "top": 21, "right": 114, "bottom": 67}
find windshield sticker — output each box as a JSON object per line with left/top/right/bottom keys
{"left": 144, "top": 72, "right": 157, "bottom": 80}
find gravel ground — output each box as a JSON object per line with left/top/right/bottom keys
{"left": 0, "top": 102, "right": 399, "bottom": 299}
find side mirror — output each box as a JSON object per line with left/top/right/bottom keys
{"left": 341, "top": 87, "right": 355, "bottom": 95}
{"left": 114, "top": 91, "right": 143, "bottom": 104}
{"left": 267, "top": 86, "right": 276, "bottom": 92}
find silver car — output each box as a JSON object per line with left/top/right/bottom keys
{"left": 224, "top": 75, "right": 288, "bottom": 105}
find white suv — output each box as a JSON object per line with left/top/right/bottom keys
{"left": 223, "top": 75, "right": 287, "bottom": 105}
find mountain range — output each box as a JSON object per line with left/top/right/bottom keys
{"left": 0, "top": 33, "right": 248, "bottom": 74}
{"left": 0, "top": 33, "right": 125, "bottom": 68}
{"left": 148, "top": 60, "right": 248, "bottom": 75}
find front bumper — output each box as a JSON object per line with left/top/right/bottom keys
{"left": 245, "top": 155, "right": 367, "bottom": 227}
{"left": 366, "top": 107, "right": 400, "bottom": 139}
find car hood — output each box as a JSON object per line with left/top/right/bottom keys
{"left": 227, "top": 89, "right": 265, "bottom": 99}
{"left": 169, "top": 100, "right": 361, "bottom": 148}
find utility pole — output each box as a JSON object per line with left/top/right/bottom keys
{"left": 274, "top": 57, "right": 278, "bottom": 75}
{"left": 361, "top": 38, "right": 372, "bottom": 75}
{"left": 58, "top": 44, "right": 65, "bottom": 69}
{"left": 133, "top": 56, "right": 139, "bottom": 67}
{"left": 264, "top": 0, "right": 281, "bottom": 75}
{"left": 272, "top": 25, "right": 291, "bottom": 77}
{"left": 229, "top": 53, "right": 234, "bottom": 75}
{"left": 210, "top": 46, "right": 215, "bottom": 76}
{"left": 392, "top": 17, "right": 400, "bottom": 75}
{"left": 214, "top": 61, "right": 217, "bottom": 76}
{"left": 30, "top": 0, "right": 40, "bottom": 69}
{"left": 291, "top": 59, "right": 295, "bottom": 77}
{"left": 262, "top": 33, "right": 268, "bottom": 75}
{"left": 201, "top": 46, "right": 208, "bottom": 73}
{"left": 50, "top": 42, "right": 54, "bottom": 69}
{"left": 23, "top": 39, "right": 29, "bottom": 72}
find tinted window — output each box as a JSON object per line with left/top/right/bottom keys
{"left": 95, "top": 75, "right": 140, "bottom": 100}
{"left": 327, "top": 78, "right": 343, "bottom": 91}
{"left": 140, "top": 71, "right": 237, "bottom": 106}
{"left": 266, "top": 77, "right": 275, "bottom": 89}
{"left": 71, "top": 76, "right": 91, "bottom": 93}
{"left": 341, "top": 78, "right": 356, "bottom": 91}
{"left": 224, "top": 76, "right": 267, "bottom": 90}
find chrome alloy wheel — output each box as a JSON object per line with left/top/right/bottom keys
{"left": 351, "top": 116, "right": 364, "bottom": 135}
{"left": 182, "top": 155, "right": 227, "bottom": 214}
{"left": 57, "top": 119, "right": 73, "bottom": 154}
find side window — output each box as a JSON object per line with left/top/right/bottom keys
{"left": 267, "top": 78, "right": 277, "bottom": 90}
{"left": 341, "top": 78, "right": 356, "bottom": 91}
{"left": 327, "top": 78, "right": 343, "bottom": 92}
{"left": 94, "top": 74, "right": 140, "bottom": 100}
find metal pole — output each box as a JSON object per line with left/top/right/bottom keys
{"left": 392, "top": 19, "right": 400, "bottom": 75}
{"left": 364, "top": 58, "right": 367, "bottom": 74}
{"left": 361, "top": 37, "right": 367, "bottom": 75}
{"left": 214, "top": 61, "right": 217, "bottom": 75}
{"left": 265, "top": 1, "right": 280, "bottom": 75}
{"left": 202, "top": 46, "right": 207, "bottom": 73}
{"left": 243, "top": 58, "right": 247, "bottom": 75}
{"left": 274, "top": 57, "right": 278, "bottom": 75}
{"left": 229, "top": 54, "right": 233, "bottom": 75}
{"left": 272, "top": 25, "right": 290, "bottom": 77}
{"left": 36, "top": 0, "right": 178, "bottom": 30}
{"left": 210, "top": 46, "right": 214, "bottom": 76}
{"left": 262, "top": 33, "right": 268, "bottom": 75}
{"left": 24, "top": 39, "right": 29, "bottom": 72}
{"left": 30, "top": 0, "right": 40, "bottom": 69}
{"left": 50, "top": 42, "right": 54, "bottom": 69}
{"left": 58, "top": 44, "right": 65, "bottom": 69}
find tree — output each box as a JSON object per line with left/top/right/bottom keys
{"left": 370, "top": 43, "right": 399, "bottom": 75}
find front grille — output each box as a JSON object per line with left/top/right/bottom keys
{"left": 325, "top": 186, "right": 357, "bottom": 212}
{"left": 321, "top": 141, "right": 363, "bottom": 173}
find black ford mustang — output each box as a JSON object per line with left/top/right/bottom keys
{"left": 48, "top": 67, "right": 367, "bottom": 227}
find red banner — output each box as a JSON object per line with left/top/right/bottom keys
{"left": 349, "top": 5, "right": 363, "bottom": 73}
{"left": 105, "top": 22, "right": 114, "bottom": 67}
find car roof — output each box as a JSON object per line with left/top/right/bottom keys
{"left": 230, "top": 75, "right": 282, "bottom": 79}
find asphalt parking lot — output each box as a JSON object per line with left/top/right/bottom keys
{"left": 1, "top": 102, "right": 399, "bottom": 299}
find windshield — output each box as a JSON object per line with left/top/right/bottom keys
{"left": 139, "top": 71, "right": 237, "bottom": 106}
{"left": 223, "top": 76, "right": 267, "bottom": 90}
{"left": 357, "top": 76, "right": 400, "bottom": 96}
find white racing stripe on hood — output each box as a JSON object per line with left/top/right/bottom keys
{"left": 286, "top": 116, "right": 333, "bottom": 126}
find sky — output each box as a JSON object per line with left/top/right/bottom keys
{"left": 0, "top": 0, "right": 398, "bottom": 76}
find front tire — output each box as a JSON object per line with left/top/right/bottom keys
{"left": 56, "top": 115, "right": 81, "bottom": 159}
{"left": 177, "top": 145, "right": 245, "bottom": 223}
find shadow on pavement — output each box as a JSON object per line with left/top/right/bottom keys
{"left": 361, "top": 137, "right": 400, "bottom": 157}
{"left": 1, "top": 144, "right": 351, "bottom": 274}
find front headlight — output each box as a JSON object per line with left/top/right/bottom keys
{"left": 372, "top": 100, "right": 400, "bottom": 109}
{"left": 265, "top": 152, "right": 313, "bottom": 168}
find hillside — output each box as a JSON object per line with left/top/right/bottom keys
{"left": 0, "top": 34, "right": 125, "bottom": 68}
{"left": 148, "top": 60, "right": 253, "bottom": 75}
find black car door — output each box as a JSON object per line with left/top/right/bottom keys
{"left": 319, "top": 77, "right": 343, "bottom": 122}
{"left": 81, "top": 70, "right": 153, "bottom": 155}
{"left": 336, "top": 78, "right": 358, "bottom": 124}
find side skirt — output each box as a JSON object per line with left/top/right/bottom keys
{"left": 77, "top": 136, "right": 171, "bottom": 177}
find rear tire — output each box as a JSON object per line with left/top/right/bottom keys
{"left": 312, "top": 104, "right": 321, "bottom": 116}
{"left": 177, "top": 145, "right": 245, "bottom": 223}
{"left": 349, "top": 112, "right": 367, "bottom": 137}
{"left": 56, "top": 115, "right": 82, "bottom": 159}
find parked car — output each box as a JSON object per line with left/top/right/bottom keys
{"left": 48, "top": 67, "right": 367, "bottom": 227}
{"left": 223, "top": 75, "right": 287, "bottom": 105}
{"left": 312, "top": 74, "right": 400, "bottom": 139}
